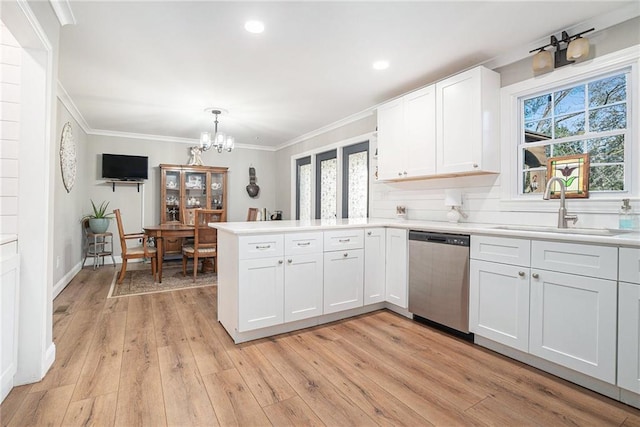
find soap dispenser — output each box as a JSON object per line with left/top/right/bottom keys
{"left": 619, "top": 198, "right": 634, "bottom": 229}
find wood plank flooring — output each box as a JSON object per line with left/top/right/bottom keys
{"left": 2, "top": 266, "right": 640, "bottom": 426}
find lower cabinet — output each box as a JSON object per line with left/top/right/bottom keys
{"left": 385, "top": 228, "right": 407, "bottom": 308}
{"left": 238, "top": 257, "right": 284, "bottom": 332}
{"left": 364, "top": 228, "right": 386, "bottom": 304}
{"left": 618, "top": 247, "right": 640, "bottom": 393}
{"left": 530, "top": 269, "right": 617, "bottom": 384}
{"left": 469, "top": 259, "right": 530, "bottom": 352}
{"left": 324, "top": 249, "right": 364, "bottom": 314}
{"left": 1, "top": 248, "right": 19, "bottom": 403}
{"left": 284, "top": 253, "right": 323, "bottom": 322}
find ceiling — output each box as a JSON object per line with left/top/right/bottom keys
{"left": 58, "top": 1, "right": 637, "bottom": 149}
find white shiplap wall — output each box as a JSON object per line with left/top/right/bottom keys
{"left": 0, "top": 23, "right": 20, "bottom": 236}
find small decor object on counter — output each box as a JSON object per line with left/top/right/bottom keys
{"left": 619, "top": 198, "right": 637, "bottom": 230}
{"left": 396, "top": 205, "right": 407, "bottom": 219}
{"left": 187, "top": 146, "right": 204, "bottom": 166}
{"left": 546, "top": 154, "right": 589, "bottom": 199}
{"left": 270, "top": 210, "right": 282, "bottom": 220}
{"left": 246, "top": 167, "right": 260, "bottom": 198}
{"left": 444, "top": 189, "right": 468, "bottom": 223}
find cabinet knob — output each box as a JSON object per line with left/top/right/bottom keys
{"left": 518, "top": 271, "right": 525, "bottom": 277}
{"left": 278, "top": 260, "right": 283, "bottom": 264}
{"left": 473, "top": 163, "right": 479, "bottom": 168}
{"left": 532, "top": 273, "right": 539, "bottom": 279}
{"left": 343, "top": 253, "right": 348, "bottom": 257}
{"left": 287, "top": 259, "right": 292, "bottom": 263}
{"left": 367, "top": 231, "right": 372, "bottom": 236}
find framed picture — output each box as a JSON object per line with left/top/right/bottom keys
{"left": 546, "top": 154, "right": 589, "bottom": 199}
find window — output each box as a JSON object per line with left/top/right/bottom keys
{"left": 295, "top": 156, "right": 311, "bottom": 220}
{"left": 342, "top": 141, "right": 369, "bottom": 218}
{"left": 519, "top": 70, "right": 630, "bottom": 195}
{"left": 316, "top": 150, "right": 337, "bottom": 219}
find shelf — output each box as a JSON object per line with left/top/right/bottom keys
{"left": 105, "top": 180, "right": 144, "bottom": 192}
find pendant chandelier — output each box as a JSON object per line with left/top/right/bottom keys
{"left": 200, "top": 108, "right": 235, "bottom": 153}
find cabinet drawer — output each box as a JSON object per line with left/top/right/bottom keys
{"left": 620, "top": 247, "right": 640, "bottom": 284}
{"left": 531, "top": 241, "right": 617, "bottom": 280}
{"left": 285, "top": 232, "right": 323, "bottom": 255}
{"left": 471, "top": 235, "right": 530, "bottom": 267}
{"left": 324, "top": 229, "right": 364, "bottom": 251}
{"left": 239, "top": 234, "right": 284, "bottom": 260}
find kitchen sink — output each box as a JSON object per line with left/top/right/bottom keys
{"left": 492, "top": 225, "right": 636, "bottom": 236}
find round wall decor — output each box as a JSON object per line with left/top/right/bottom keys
{"left": 60, "top": 122, "right": 77, "bottom": 193}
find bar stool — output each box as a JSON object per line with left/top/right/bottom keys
{"left": 82, "top": 219, "right": 116, "bottom": 269}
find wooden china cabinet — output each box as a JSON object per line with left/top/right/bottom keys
{"left": 160, "top": 164, "right": 228, "bottom": 255}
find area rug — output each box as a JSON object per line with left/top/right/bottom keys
{"left": 108, "top": 264, "right": 217, "bottom": 298}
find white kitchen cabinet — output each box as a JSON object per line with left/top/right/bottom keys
{"left": 1, "top": 246, "right": 19, "bottom": 403}
{"left": 284, "top": 232, "right": 324, "bottom": 323}
{"left": 385, "top": 228, "right": 407, "bottom": 308}
{"left": 530, "top": 269, "right": 617, "bottom": 384}
{"left": 470, "top": 259, "right": 530, "bottom": 352}
{"left": 377, "top": 85, "right": 436, "bottom": 180}
{"left": 618, "top": 248, "right": 640, "bottom": 393}
{"left": 238, "top": 257, "right": 284, "bottom": 332}
{"left": 364, "top": 228, "right": 386, "bottom": 305}
{"left": 324, "top": 249, "right": 364, "bottom": 314}
{"left": 435, "top": 66, "right": 500, "bottom": 175}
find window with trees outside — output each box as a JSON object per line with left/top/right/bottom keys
{"left": 520, "top": 69, "right": 629, "bottom": 195}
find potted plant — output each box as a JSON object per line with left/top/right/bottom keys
{"left": 82, "top": 200, "right": 114, "bottom": 233}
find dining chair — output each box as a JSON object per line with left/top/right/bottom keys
{"left": 247, "top": 207, "right": 259, "bottom": 221}
{"left": 182, "top": 209, "right": 220, "bottom": 281}
{"left": 114, "top": 209, "right": 157, "bottom": 284}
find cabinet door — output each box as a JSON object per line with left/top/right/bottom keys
{"left": 618, "top": 282, "right": 640, "bottom": 393}
{"left": 284, "top": 253, "right": 323, "bottom": 322}
{"left": 436, "top": 68, "right": 482, "bottom": 174}
{"left": 323, "top": 249, "right": 364, "bottom": 314}
{"left": 238, "top": 257, "right": 284, "bottom": 332}
{"left": 377, "top": 98, "right": 405, "bottom": 180}
{"left": 470, "top": 260, "right": 529, "bottom": 352}
{"left": 1, "top": 253, "right": 19, "bottom": 402}
{"left": 364, "top": 228, "right": 386, "bottom": 304}
{"left": 530, "top": 269, "right": 617, "bottom": 383}
{"left": 385, "top": 228, "right": 408, "bottom": 308}
{"left": 161, "top": 168, "right": 182, "bottom": 223}
{"left": 404, "top": 85, "right": 436, "bottom": 178}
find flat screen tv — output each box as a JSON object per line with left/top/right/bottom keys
{"left": 102, "top": 154, "right": 148, "bottom": 180}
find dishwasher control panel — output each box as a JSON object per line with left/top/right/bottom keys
{"left": 408, "top": 230, "right": 470, "bottom": 247}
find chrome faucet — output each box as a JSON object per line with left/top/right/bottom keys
{"left": 543, "top": 177, "right": 578, "bottom": 228}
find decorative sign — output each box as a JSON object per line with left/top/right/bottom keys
{"left": 60, "top": 122, "right": 77, "bottom": 193}
{"left": 546, "top": 154, "right": 589, "bottom": 199}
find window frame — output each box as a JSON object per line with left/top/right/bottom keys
{"left": 500, "top": 45, "right": 639, "bottom": 211}
{"left": 295, "top": 156, "right": 311, "bottom": 220}
{"left": 342, "top": 141, "right": 369, "bottom": 218}
{"left": 315, "top": 149, "right": 338, "bottom": 219}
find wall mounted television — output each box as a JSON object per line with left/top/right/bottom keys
{"left": 102, "top": 154, "right": 148, "bottom": 181}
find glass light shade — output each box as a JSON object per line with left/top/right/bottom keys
{"left": 225, "top": 136, "right": 235, "bottom": 152}
{"left": 532, "top": 49, "right": 553, "bottom": 72}
{"left": 567, "top": 37, "right": 589, "bottom": 60}
{"left": 199, "top": 131, "right": 212, "bottom": 150}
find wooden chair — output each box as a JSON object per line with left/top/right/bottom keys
{"left": 247, "top": 207, "right": 259, "bottom": 221}
{"left": 114, "top": 209, "right": 157, "bottom": 284}
{"left": 182, "top": 209, "right": 220, "bottom": 281}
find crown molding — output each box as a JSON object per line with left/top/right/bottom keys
{"left": 49, "top": 0, "right": 76, "bottom": 26}
{"left": 276, "top": 108, "right": 375, "bottom": 152}
{"left": 57, "top": 81, "right": 91, "bottom": 133}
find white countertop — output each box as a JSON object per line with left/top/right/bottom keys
{"left": 210, "top": 218, "right": 640, "bottom": 248}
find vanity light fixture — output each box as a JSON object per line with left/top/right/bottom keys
{"left": 529, "top": 27, "right": 594, "bottom": 72}
{"left": 200, "top": 108, "right": 235, "bottom": 153}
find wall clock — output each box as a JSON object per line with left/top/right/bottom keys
{"left": 60, "top": 122, "right": 77, "bottom": 193}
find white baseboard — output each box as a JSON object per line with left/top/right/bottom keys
{"left": 42, "top": 342, "right": 55, "bottom": 377}
{"left": 0, "top": 363, "right": 17, "bottom": 403}
{"left": 53, "top": 261, "right": 83, "bottom": 298}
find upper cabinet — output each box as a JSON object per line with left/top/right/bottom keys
{"left": 377, "top": 66, "right": 500, "bottom": 181}
{"left": 160, "top": 164, "right": 228, "bottom": 224}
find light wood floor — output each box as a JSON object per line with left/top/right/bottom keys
{"left": 2, "top": 266, "right": 640, "bottom": 426}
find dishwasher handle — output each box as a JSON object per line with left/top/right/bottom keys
{"left": 409, "top": 230, "right": 470, "bottom": 246}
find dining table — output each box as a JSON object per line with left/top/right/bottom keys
{"left": 143, "top": 223, "right": 195, "bottom": 283}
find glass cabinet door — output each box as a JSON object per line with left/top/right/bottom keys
{"left": 210, "top": 172, "right": 224, "bottom": 210}
{"left": 164, "top": 170, "right": 181, "bottom": 222}
{"left": 184, "top": 171, "right": 207, "bottom": 210}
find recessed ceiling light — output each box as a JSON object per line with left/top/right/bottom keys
{"left": 372, "top": 60, "right": 390, "bottom": 70}
{"left": 245, "top": 20, "right": 265, "bottom": 34}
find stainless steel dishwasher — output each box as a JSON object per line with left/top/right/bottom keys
{"left": 408, "top": 231, "right": 471, "bottom": 334}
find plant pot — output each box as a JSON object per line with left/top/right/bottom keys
{"left": 89, "top": 218, "right": 110, "bottom": 233}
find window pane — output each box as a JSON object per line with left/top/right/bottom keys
{"left": 554, "top": 112, "right": 585, "bottom": 138}
{"left": 589, "top": 104, "right": 626, "bottom": 132}
{"left": 320, "top": 158, "right": 337, "bottom": 219}
{"left": 298, "top": 163, "right": 312, "bottom": 220}
{"left": 589, "top": 74, "right": 626, "bottom": 107}
{"left": 523, "top": 147, "right": 547, "bottom": 169}
{"left": 551, "top": 140, "right": 584, "bottom": 157}
{"left": 554, "top": 85, "right": 585, "bottom": 116}
{"left": 524, "top": 94, "right": 551, "bottom": 121}
{"left": 524, "top": 119, "right": 552, "bottom": 140}
{"left": 590, "top": 165, "right": 624, "bottom": 191}
{"left": 586, "top": 135, "right": 624, "bottom": 163}
{"left": 347, "top": 151, "right": 368, "bottom": 218}
{"left": 523, "top": 170, "right": 546, "bottom": 194}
